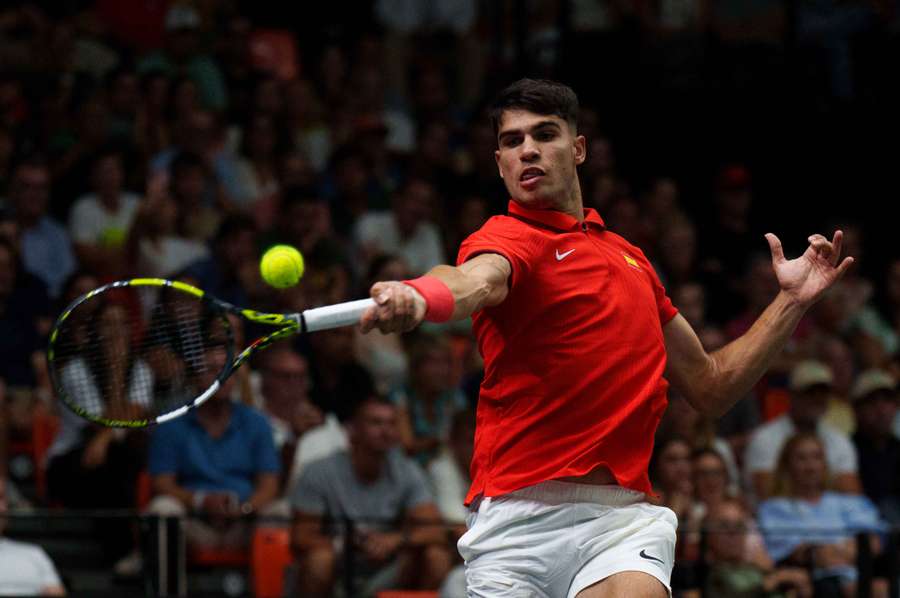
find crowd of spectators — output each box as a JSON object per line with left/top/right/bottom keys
{"left": 2, "top": 1, "right": 900, "bottom": 596}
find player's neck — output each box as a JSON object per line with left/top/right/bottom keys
{"left": 555, "top": 179, "right": 585, "bottom": 222}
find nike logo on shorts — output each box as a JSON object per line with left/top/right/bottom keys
{"left": 639, "top": 549, "right": 665, "bottom": 565}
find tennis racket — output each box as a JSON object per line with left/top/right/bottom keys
{"left": 46, "top": 277, "right": 374, "bottom": 428}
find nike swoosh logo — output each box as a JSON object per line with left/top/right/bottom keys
{"left": 555, "top": 249, "right": 575, "bottom": 261}
{"left": 639, "top": 549, "right": 665, "bottom": 565}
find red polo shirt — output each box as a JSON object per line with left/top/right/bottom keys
{"left": 457, "top": 200, "right": 678, "bottom": 503}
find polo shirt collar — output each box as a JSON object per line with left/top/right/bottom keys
{"left": 508, "top": 199, "right": 605, "bottom": 232}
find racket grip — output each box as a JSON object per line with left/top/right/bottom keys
{"left": 302, "top": 298, "right": 376, "bottom": 332}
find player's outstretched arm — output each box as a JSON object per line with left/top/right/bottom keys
{"left": 664, "top": 231, "right": 853, "bottom": 417}
{"left": 360, "top": 253, "right": 511, "bottom": 334}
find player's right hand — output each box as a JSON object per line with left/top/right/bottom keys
{"left": 360, "top": 281, "right": 427, "bottom": 334}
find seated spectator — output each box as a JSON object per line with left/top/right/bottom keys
{"left": 129, "top": 172, "right": 209, "bottom": 278}
{"left": 181, "top": 213, "right": 257, "bottom": 308}
{"left": 850, "top": 369, "right": 900, "bottom": 524}
{"left": 744, "top": 360, "right": 861, "bottom": 501}
{"left": 7, "top": 157, "right": 76, "bottom": 299}
{"left": 68, "top": 146, "right": 141, "bottom": 279}
{"left": 427, "top": 409, "right": 475, "bottom": 598}
{"left": 0, "top": 238, "right": 52, "bottom": 390}
{"left": 658, "top": 392, "right": 740, "bottom": 492}
{"left": 46, "top": 300, "right": 148, "bottom": 562}
{"left": 353, "top": 176, "right": 445, "bottom": 276}
{"left": 390, "top": 333, "right": 467, "bottom": 466}
{"left": 137, "top": 4, "right": 227, "bottom": 112}
{"left": 650, "top": 435, "right": 694, "bottom": 525}
{"left": 0, "top": 475, "right": 66, "bottom": 596}
{"left": 290, "top": 396, "right": 451, "bottom": 598}
{"left": 229, "top": 113, "right": 281, "bottom": 230}
{"left": 116, "top": 341, "right": 279, "bottom": 572}
{"left": 254, "top": 348, "right": 324, "bottom": 497}
{"left": 758, "top": 433, "right": 887, "bottom": 598}
{"left": 167, "top": 151, "right": 223, "bottom": 245}
{"left": 683, "top": 449, "right": 769, "bottom": 569}
{"left": 699, "top": 498, "right": 811, "bottom": 598}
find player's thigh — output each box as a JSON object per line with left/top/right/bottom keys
{"left": 576, "top": 571, "right": 668, "bottom": 598}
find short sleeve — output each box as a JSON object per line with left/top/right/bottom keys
{"left": 250, "top": 411, "right": 281, "bottom": 474}
{"left": 757, "top": 499, "right": 804, "bottom": 562}
{"left": 840, "top": 495, "right": 885, "bottom": 533}
{"left": 148, "top": 422, "right": 182, "bottom": 475}
{"left": 290, "top": 460, "right": 330, "bottom": 515}
{"left": 457, "top": 217, "right": 531, "bottom": 288}
{"left": 401, "top": 457, "right": 434, "bottom": 509}
{"left": 645, "top": 259, "right": 678, "bottom": 325}
{"left": 744, "top": 427, "right": 780, "bottom": 474}
{"left": 826, "top": 430, "right": 858, "bottom": 473}
{"left": 68, "top": 198, "right": 97, "bottom": 243}
{"left": 32, "top": 546, "right": 63, "bottom": 588}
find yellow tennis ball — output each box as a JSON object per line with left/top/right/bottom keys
{"left": 260, "top": 245, "right": 304, "bottom": 289}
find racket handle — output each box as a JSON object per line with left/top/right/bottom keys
{"left": 302, "top": 298, "right": 376, "bottom": 332}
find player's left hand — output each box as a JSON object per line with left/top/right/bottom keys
{"left": 765, "top": 230, "right": 854, "bottom": 307}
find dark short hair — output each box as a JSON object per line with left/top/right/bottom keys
{"left": 489, "top": 79, "right": 579, "bottom": 137}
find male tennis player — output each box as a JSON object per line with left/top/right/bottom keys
{"left": 360, "top": 79, "right": 853, "bottom": 598}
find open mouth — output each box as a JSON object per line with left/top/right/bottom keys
{"left": 520, "top": 167, "right": 545, "bottom": 181}
{"left": 520, "top": 167, "right": 545, "bottom": 189}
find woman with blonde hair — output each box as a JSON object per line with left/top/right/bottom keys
{"left": 758, "top": 432, "right": 886, "bottom": 597}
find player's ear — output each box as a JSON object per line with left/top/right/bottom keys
{"left": 495, "top": 149, "right": 504, "bottom": 179}
{"left": 574, "top": 135, "right": 586, "bottom": 166}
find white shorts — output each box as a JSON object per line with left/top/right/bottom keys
{"left": 458, "top": 481, "right": 677, "bottom": 598}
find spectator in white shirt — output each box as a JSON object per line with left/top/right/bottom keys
{"left": 353, "top": 177, "right": 445, "bottom": 276}
{"left": 68, "top": 147, "right": 141, "bottom": 278}
{"left": 0, "top": 475, "right": 66, "bottom": 596}
{"left": 744, "top": 360, "right": 861, "bottom": 501}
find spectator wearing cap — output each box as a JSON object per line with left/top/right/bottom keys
{"left": 850, "top": 369, "right": 900, "bottom": 524}
{"left": 743, "top": 360, "right": 861, "bottom": 501}
{"left": 137, "top": 4, "right": 228, "bottom": 112}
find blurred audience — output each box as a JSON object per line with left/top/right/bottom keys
{"left": 0, "top": 475, "right": 66, "bottom": 596}
{"left": 124, "top": 343, "right": 279, "bottom": 573}
{"left": 6, "top": 157, "right": 76, "bottom": 299}
{"left": 744, "top": 360, "right": 861, "bottom": 501}
{"left": 391, "top": 333, "right": 468, "bottom": 466}
{"left": 0, "top": 1, "right": 898, "bottom": 594}
{"left": 850, "top": 369, "right": 900, "bottom": 524}
{"left": 758, "top": 433, "right": 887, "bottom": 598}
{"left": 290, "top": 396, "right": 451, "bottom": 597}
{"left": 692, "top": 498, "right": 811, "bottom": 598}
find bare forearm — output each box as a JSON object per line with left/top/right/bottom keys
{"left": 706, "top": 292, "right": 806, "bottom": 413}
{"left": 246, "top": 474, "right": 279, "bottom": 511}
{"left": 678, "top": 292, "right": 804, "bottom": 416}
{"left": 425, "top": 260, "right": 508, "bottom": 320}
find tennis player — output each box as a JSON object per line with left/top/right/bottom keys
{"left": 360, "top": 79, "right": 853, "bottom": 598}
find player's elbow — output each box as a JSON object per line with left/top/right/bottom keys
{"left": 677, "top": 374, "right": 730, "bottom": 417}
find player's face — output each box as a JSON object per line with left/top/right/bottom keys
{"left": 495, "top": 110, "right": 585, "bottom": 209}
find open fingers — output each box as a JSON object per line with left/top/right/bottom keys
{"left": 765, "top": 233, "right": 785, "bottom": 264}
{"left": 830, "top": 230, "right": 844, "bottom": 267}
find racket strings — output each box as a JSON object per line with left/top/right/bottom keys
{"left": 50, "top": 286, "right": 230, "bottom": 422}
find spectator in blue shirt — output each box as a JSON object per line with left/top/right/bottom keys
{"left": 757, "top": 432, "right": 886, "bottom": 597}
{"left": 7, "top": 157, "right": 76, "bottom": 299}
{"left": 144, "top": 341, "right": 279, "bottom": 552}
